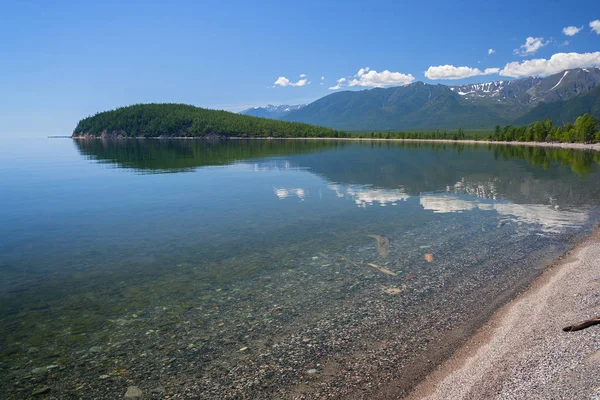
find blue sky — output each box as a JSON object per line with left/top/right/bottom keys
{"left": 1, "top": 0, "right": 599, "bottom": 136}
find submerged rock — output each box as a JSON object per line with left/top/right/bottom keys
{"left": 89, "top": 346, "right": 103, "bottom": 353}
{"left": 32, "top": 387, "right": 50, "bottom": 396}
{"left": 384, "top": 287, "right": 403, "bottom": 295}
{"left": 125, "top": 386, "right": 143, "bottom": 398}
{"left": 31, "top": 367, "right": 47, "bottom": 375}
{"left": 367, "top": 235, "right": 390, "bottom": 258}
{"left": 367, "top": 263, "right": 397, "bottom": 276}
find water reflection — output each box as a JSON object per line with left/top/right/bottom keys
{"left": 74, "top": 138, "right": 345, "bottom": 173}
{"left": 328, "top": 184, "right": 410, "bottom": 207}
{"left": 75, "top": 139, "right": 600, "bottom": 177}
{"left": 274, "top": 187, "right": 306, "bottom": 200}
{"left": 420, "top": 193, "right": 589, "bottom": 233}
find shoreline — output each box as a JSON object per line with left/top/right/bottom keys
{"left": 406, "top": 225, "right": 600, "bottom": 399}
{"left": 70, "top": 136, "right": 600, "bottom": 152}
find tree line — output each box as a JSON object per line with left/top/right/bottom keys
{"left": 73, "top": 104, "right": 600, "bottom": 144}
{"left": 490, "top": 114, "right": 599, "bottom": 143}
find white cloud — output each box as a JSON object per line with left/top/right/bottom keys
{"left": 488, "top": 48, "right": 495, "bottom": 55}
{"left": 273, "top": 76, "right": 308, "bottom": 87}
{"left": 299, "top": 74, "right": 306, "bottom": 78}
{"left": 499, "top": 51, "right": 600, "bottom": 78}
{"left": 347, "top": 67, "right": 415, "bottom": 88}
{"left": 424, "top": 65, "right": 500, "bottom": 80}
{"left": 321, "top": 76, "right": 325, "bottom": 80}
{"left": 328, "top": 77, "right": 346, "bottom": 90}
{"left": 356, "top": 67, "right": 370, "bottom": 77}
{"left": 559, "top": 40, "right": 570, "bottom": 47}
{"left": 562, "top": 26, "right": 582, "bottom": 36}
{"left": 591, "top": 20, "right": 600, "bottom": 34}
{"left": 514, "top": 37, "right": 548, "bottom": 56}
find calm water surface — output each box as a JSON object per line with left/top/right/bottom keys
{"left": 2, "top": 138, "right": 600, "bottom": 399}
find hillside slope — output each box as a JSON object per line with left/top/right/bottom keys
{"left": 514, "top": 86, "right": 600, "bottom": 125}
{"left": 282, "top": 83, "right": 512, "bottom": 130}
{"left": 72, "top": 103, "right": 342, "bottom": 138}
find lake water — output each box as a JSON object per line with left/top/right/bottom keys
{"left": 2, "top": 138, "right": 600, "bottom": 399}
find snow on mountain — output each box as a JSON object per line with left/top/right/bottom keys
{"left": 240, "top": 104, "right": 306, "bottom": 119}
{"left": 449, "top": 67, "right": 600, "bottom": 105}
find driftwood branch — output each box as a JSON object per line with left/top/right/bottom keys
{"left": 562, "top": 317, "right": 600, "bottom": 332}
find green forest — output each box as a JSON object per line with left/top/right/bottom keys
{"left": 72, "top": 103, "right": 344, "bottom": 138}
{"left": 490, "top": 114, "right": 600, "bottom": 143}
{"left": 73, "top": 103, "right": 600, "bottom": 144}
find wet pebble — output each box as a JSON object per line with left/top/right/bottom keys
{"left": 124, "top": 386, "right": 143, "bottom": 398}
{"left": 32, "top": 386, "right": 50, "bottom": 396}
{"left": 31, "top": 367, "right": 47, "bottom": 375}
{"left": 89, "top": 346, "right": 103, "bottom": 353}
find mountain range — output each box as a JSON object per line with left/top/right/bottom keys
{"left": 240, "top": 104, "right": 305, "bottom": 119}
{"left": 241, "top": 68, "right": 600, "bottom": 131}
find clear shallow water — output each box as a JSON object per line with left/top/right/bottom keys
{"left": 2, "top": 139, "right": 600, "bottom": 399}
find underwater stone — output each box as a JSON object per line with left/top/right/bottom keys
{"left": 32, "top": 387, "right": 50, "bottom": 396}
{"left": 31, "top": 367, "right": 47, "bottom": 375}
{"left": 125, "top": 386, "right": 143, "bottom": 398}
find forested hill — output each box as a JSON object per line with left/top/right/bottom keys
{"left": 72, "top": 103, "right": 344, "bottom": 138}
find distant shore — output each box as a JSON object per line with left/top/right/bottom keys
{"left": 407, "top": 225, "right": 600, "bottom": 399}
{"left": 71, "top": 135, "right": 600, "bottom": 152}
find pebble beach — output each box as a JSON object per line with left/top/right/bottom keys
{"left": 408, "top": 225, "right": 600, "bottom": 399}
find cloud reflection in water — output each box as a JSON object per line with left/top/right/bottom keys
{"left": 328, "top": 185, "right": 410, "bottom": 207}
{"left": 420, "top": 193, "right": 588, "bottom": 233}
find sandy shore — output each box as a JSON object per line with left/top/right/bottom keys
{"left": 229, "top": 137, "right": 600, "bottom": 152}
{"left": 407, "top": 226, "right": 600, "bottom": 400}
{"left": 222, "top": 137, "right": 600, "bottom": 152}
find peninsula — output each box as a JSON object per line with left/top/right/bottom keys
{"left": 72, "top": 103, "right": 343, "bottom": 139}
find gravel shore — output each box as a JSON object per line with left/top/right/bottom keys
{"left": 407, "top": 226, "right": 600, "bottom": 400}
{"left": 225, "top": 137, "right": 600, "bottom": 152}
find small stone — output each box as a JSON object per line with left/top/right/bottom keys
{"left": 31, "top": 367, "right": 47, "bottom": 375}
{"left": 384, "top": 287, "right": 403, "bottom": 295}
{"left": 307, "top": 369, "right": 318, "bottom": 375}
{"left": 125, "top": 386, "right": 143, "bottom": 398}
{"left": 99, "top": 374, "right": 110, "bottom": 380}
{"left": 239, "top": 347, "right": 248, "bottom": 352}
{"left": 27, "top": 347, "right": 40, "bottom": 354}
{"left": 32, "top": 387, "right": 50, "bottom": 396}
{"left": 89, "top": 346, "right": 103, "bottom": 353}
{"left": 46, "top": 364, "right": 59, "bottom": 370}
